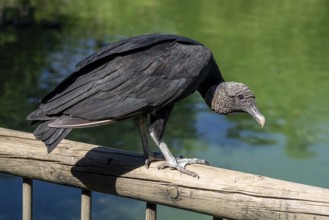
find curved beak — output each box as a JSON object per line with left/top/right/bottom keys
{"left": 246, "top": 105, "right": 265, "bottom": 128}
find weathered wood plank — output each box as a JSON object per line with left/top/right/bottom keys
{"left": 81, "top": 189, "right": 92, "bottom": 220}
{"left": 0, "top": 127, "right": 329, "bottom": 220}
{"left": 22, "top": 178, "right": 33, "bottom": 220}
{"left": 146, "top": 202, "right": 157, "bottom": 220}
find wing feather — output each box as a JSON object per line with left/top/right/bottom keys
{"left": 30, "top": 34, "right": 212, "bottom": 125}
{"left": 75, "top": 33, "right": 202, "bottom": 71}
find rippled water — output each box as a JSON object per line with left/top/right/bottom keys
{"left": 0, "top": 0, "right": 328, "bottom": 219}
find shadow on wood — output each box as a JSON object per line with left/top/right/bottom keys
{"left": 71, "top": 146, "right": 145, "bottom": 196}
{"left": 0, "top": 127, "right": 329, "bottom": 219}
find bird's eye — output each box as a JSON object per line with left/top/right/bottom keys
{"left": 238, "top": 95, "right": 244, "bottom": 100}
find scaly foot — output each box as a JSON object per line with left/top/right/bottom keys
{"left": 157, "top": 157, "right": 209, "bottom": 178}
{"left": 144, "top": 151, "right": 165, "bottom": 168}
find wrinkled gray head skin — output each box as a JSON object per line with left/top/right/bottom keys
{"left": 205, "top": 82, "right": 265, "bottom": 127}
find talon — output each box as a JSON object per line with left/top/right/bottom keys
{"left": 157, "top": 162, "right": 168, "bottom": 170}
{"left": 156, "top": 157, "right": 207, "bottom": 178}
{"left": 144, "top": 151, "right": 165, "bottom": 168}
{"left": 144, "top": 159, "right": 151, "bottom": 168}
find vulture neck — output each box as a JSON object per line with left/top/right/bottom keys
{"left": 197, "top": 58, "right": 223, "bottom": 97}
{"left": 203, "top": 83, "right": 231, "bottom": 115}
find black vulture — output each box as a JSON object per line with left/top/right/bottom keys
{"left": 27, "top": 33, "right": 265, "bottom": 178}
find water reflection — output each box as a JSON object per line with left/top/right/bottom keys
{"left": 1, "top": 0, "right": 328, "bottom": 157}
{"left": 0, "top": 0, "right": 328, "bottom": 219}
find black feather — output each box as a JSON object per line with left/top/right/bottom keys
{"left": 33, "top": 121, "right": 72, "bottom": 152}
{"left": 27, "top": 33, "right": 223, "bottom": 150}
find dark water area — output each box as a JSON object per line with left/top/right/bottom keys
{"left": 0, "top": 0, "right": 328, "bottom": 219}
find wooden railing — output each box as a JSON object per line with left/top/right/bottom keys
{"left": 0, "top": 127, "right": 329, "bottom": 220}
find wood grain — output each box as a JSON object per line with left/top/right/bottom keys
{"left": 0, "top": 127, "right": 328, "bottom": 219}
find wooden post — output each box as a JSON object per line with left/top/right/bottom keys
{"left": 1, "top": 128, "right": 329, "bottom": 220}
{"left": 146, "top": 202, "right": 157, "bottom": 220}
{"left": 22, "top": 178, "right": 33, "bottom": 220}
{"left": 81, "top": 189, "right": 92, "bottom": 220}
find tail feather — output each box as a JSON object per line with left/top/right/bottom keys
{"left": 33, "top": 121, "right": 72, "bottom": 153}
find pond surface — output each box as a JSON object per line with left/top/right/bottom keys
{"left": 0, "top": 0, "right": 328, "bottom": 219}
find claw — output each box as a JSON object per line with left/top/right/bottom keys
{"left": 145, "top": 159, "right": 151, "bottom": 168}
{"left": 144, "top": 151, "right": 165, "bottom": 168}
{"left": 157, "top": 157, "right": 208, "bottom": 178}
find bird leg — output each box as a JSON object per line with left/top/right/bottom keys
{"left": 135, "top": 114, "right": 164, "bottom": 167}
{"left": 147, "top": 106, "right": 208, "bottom": 178}
{"left": 149, "top": 130, "right": 208, "bottom": 178}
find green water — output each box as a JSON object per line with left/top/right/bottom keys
{"left": 0, "top": 0, "right": 328, "bottom": 219}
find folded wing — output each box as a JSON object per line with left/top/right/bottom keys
{"left": 28, "top": 34, "right": 212, "bottom": 126}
